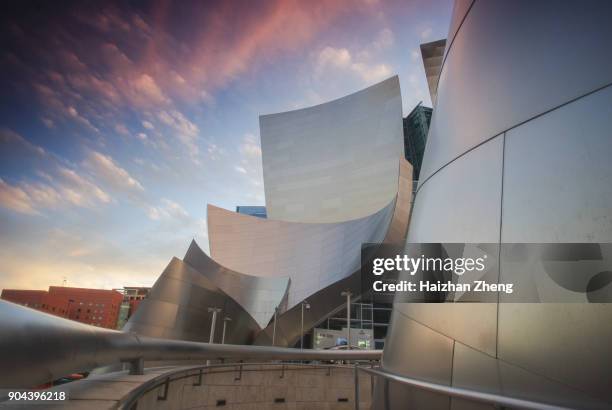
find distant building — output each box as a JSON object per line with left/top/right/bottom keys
{"left": 403, "top": 103, "right": 433, "bottom": 180}
{"left": 1, "top": 286, "right": 123, "bottom": 329}
{"left": 115, "top": 286, "right": 150, "bottom": 329}
{"left": 235, "top": 206, "right": 267, "bottom": 218}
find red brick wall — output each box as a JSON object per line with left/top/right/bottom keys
{"left": 1, "top": 287, "right": 123, "bottom": 329}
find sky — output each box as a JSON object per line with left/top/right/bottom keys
{"left": 0, "top": 0, "right": 452, "bottom": 291}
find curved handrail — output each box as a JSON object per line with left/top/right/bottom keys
{"left": 0, "top": 300, "right": 380, "bottom": 388}
{"left": 357, "top": 366, "right": 577, "bottom": 410}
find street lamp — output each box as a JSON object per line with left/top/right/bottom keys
{"left": 341, "top": 290, "right": 352, "bottom": 349}
{"left": 207, "top": 307, "right": 222, "bottom": 344}
{"left": 300, "top": 300, "right": 310, "bottom": 350}
{"left": 221, "top": 316, "right": 232, "bottom": 344}
{"left": 272, "top": 306, "right": 279, "bottom": 346}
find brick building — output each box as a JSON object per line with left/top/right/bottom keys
{"left": 115, "top": 286, "right": 151, "bottom": 329}
{"left": 1, "top": 286, "right": 123, "bottom": 329}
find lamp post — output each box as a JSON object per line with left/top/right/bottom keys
{"left": 207, "top": 307, "right": 222, "bottom": 344}
{"left": 272, "top": 306, "right": 279, "bottom": 346}
{"left": 341, "top": 290, "right": 352, "bottom": 349}
{"left": 221, "top": 316, "right": 232, "bottom": 344}
{"left": 300, "top": 300, "right": 310, "bottom": 350}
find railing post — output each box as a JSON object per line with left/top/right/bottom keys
{"left": 193, "top": 369, "right": 203, "bottom": 386}
{"left": 354, "top": 363, "right": 359, "bottom": 410}
{"left": 124, "top": 357, "right": 144, "bottom": 375}
{"left": 157, "top": 378, "right": 169, "bottom": 401}
{"left": 234, "top": 362, "right": 243, "bottom": 381}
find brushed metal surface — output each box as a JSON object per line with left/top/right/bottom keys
{"left": 382, "top": 1, "right": 612, "bottom": 407}
{"left": 124, "top": 258, "right": 260, "bottom": 345}
{"left": 207, "top": 199, "right": 395, "bottom": 310}
{"left": 253, "top": 160, "right": 413, "bottom": 347}
{"left": 408, "top": 136, "right": 502, "bottom": 243}
{"left": 502, "top": 85, "right": 612, "bottom": 243}
{"left": 260, "top": 76, "right": 403, "bottom": 223}
{"left": 421, "top": 0, "right": 612, "bottom": 183}
{"left": 183, "top": 240, "right": 289, "bottom": 328}
{"left": 382, "top": 311, "right": 453, "bottom": 385}
{"left": 452, "top": 342, "right": 607, "bottom": 409}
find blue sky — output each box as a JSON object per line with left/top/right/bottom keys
{"left": 0, "top": 0, "right": 452, "bottom": 290}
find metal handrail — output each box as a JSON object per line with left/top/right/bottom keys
{"left": 356, "top": 365, "right": 575, "bottom": 410}
{"left": 1, "top": 300, "right": 594, "bottom": 410}
{"left": 0, "top": 300, "right": 380, "bottom": 389}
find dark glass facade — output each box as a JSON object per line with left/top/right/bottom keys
{"left": 403, "top": 103, "right": 432, "bottom": 180}
{"left": 235, "top": 205, "right": 267, "bottom": 219}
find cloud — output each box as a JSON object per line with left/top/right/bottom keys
{"left": 240, "top": 133, "right": 262, "bottom": 158}
{"left": 131, "top": 73, "right": 167, "bottom": 105}
{"left": 156, "top": 110, "right": 200, "bottom": 160}
{"left": 420, "top": 27, "right": 433, "bottom": 40}
{"left": 0, "top": 130, "right": 113, "bottom": 214}
{"left": 233, "top": 133, "right": 264, "bottom": 193}
{"left": 147, "top": 198, "right": 189, "bottom": 223}
{"left": 85, "top": 151, "right": 144, "bottom": 195}
{"left": 316, "top": 46, "right": 392, "bottom": 83}
{"left": 56, "top": 167, "right": 112, "bottom": 206}
{"left": 372, "top": 28, "right": 394, "bottom": 50}
{"left": 114, "top": 123, "right": 130, "bottom": 137}
{"left": 0, "top": 169, "right": 112, "bottom": 216}
{"left": 0, "top": 178, "right": 39, "bottom": 215}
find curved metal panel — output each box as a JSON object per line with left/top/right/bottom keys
{"left": 260, "top": 75, "right": 403, "bottom": 223}
{"left": 408, "top": 136, "right": 502, "bottom": 244}
{"left": 398, "top": 138, "right": 501, "bottom": 355}
{"left": 444, "top": 0, "right": 474, "bottom": 60}
{"left": 254, "top": 160, "right": 413, "bottom": 347}
{"left": 501, "top": 85, "right": 612, "bottom": 243}
{"left": 208, "top": 199, "right": 395, "bottom": 310}
{"left": 497, "top": 85, "right": 612, "bottom": 400}
{"left": 421, "top": 0, "right": 612, "bottom": 183}
{"left": 182, "top": 240, "right": 289, "bottom": 328}
{"left": 384, "top": 158, "right": 413, "bottom": 244}
{"left": 451, "top": 342, "right": 607, "bottom": 410}
{"left": 124, "top": 258, "right": 260, "bottom": 345}
{"left": 383, "top": 1, "right": 612, "bottom": 407}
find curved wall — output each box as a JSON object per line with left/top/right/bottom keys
{"left": 183, "top": 240, "right": 289, "bottom": 329}
{"left": 124, "top": 258, "right": 260, "bottom": 345}
{"left": 420, "top": 0, "right": 612, "bottom": 183}
{"left": 260, "top": 75, "right": 403, "bottom": 223}
{"left": 208, "top": 198, "right": 395, "bottom": 310}
{"left": 254, "top": 159, "right": 413, "bottom": 347}
{"left": 382, "top": 0, "right": 612, "bottom": 408}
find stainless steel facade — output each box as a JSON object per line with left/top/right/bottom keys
{"left": 260, "top": 76, "right": 404, "bottom": 223}
{"left": 124, "top": 257, "right": 261, "bottom": 344}
{"left": 127, "top": 77, "right": 408, "bottom": 348}
{"left": 208, "top": 200, "right": 395, "bottom": 310}
{"left": 382, "top": 0, "right": 612, "bottom": 408}
{"left": 182, "top": 240, "right": 289, "bottom": 328}
{"left": 254, "top": 158, "right": 413, "bottom": 347}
